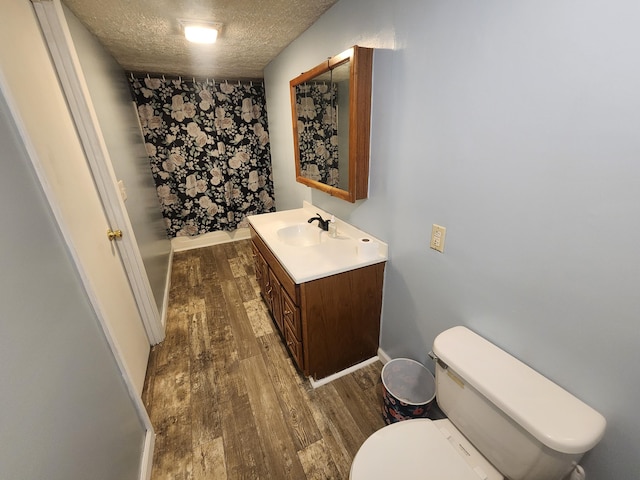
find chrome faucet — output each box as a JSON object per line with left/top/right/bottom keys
{"left": 308, "top": 213, "right": 330, "bottom": 231}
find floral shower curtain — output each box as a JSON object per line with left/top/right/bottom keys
{"left": 129, "top": 76, "right": 275, "bottom": 237}
{"left": 295, "top": 82, "right": 339, "bottom": 187}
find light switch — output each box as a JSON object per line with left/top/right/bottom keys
{"left": 118, "top": 179, "right": 127, "bottom": 202}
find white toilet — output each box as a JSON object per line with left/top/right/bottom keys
{"left": 350, "top": 326, "right": 606, "bottom": 480}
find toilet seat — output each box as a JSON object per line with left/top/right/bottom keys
{"left": 350, "top": 419, "right": 503, "bottom": 480}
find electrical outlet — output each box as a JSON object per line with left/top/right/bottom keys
{"left": 430, "top": 224, "right": 446, "bottom": 253}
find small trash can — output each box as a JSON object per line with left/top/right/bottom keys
{"left": 381, "top": 358, "right": 436, "bottom": 424}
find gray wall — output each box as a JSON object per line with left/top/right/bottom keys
{"left": 264, "top": 0, "right": 640, "bottom": 478}
{"left": 64, "top": 6, "right": 171, "bottom": 316}
{"left": 0, "top": 89, "right": 144, "bottom": 480}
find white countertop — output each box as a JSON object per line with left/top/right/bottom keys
{"left": 248, "top": 202, "right": 388, "bottom": 284}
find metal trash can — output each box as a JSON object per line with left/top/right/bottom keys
{"left": 381, "top": 358, "right": 436, "bottom": 424}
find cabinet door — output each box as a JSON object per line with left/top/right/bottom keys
{"left": 253, "top": 243, "right": 268, "bottom": 301}
{"left": 269, "top": 269, "right": 283, "bottom": 333}
{"left": 284, "top": 321, "right": 304, "bottom": 371}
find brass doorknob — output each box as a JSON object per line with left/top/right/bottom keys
{"left": 107, "top": 228, "right": 123, "bottom": 241}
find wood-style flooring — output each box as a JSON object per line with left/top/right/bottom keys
{"left": 142, "top": 239, "right": 386, "bottom": 480}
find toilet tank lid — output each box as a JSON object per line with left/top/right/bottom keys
{"left": 432, "top": 326, "right": 606, "bottom": 454}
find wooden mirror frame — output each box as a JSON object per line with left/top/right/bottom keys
{"left": 290, "top": 46, "right": 373, "bottom": 203}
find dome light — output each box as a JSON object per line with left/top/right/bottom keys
{"left": 179, "top": 20, "right": 222, "bottom": 44}
{"left": 184, "top": 25, "right": 217, "bottom": 44}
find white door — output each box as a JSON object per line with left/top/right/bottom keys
{"left": 0, "top": 0, "right": 150, "bottom": 394}
{"left": 32, "top": 0, "right": 165, "bottom": 346}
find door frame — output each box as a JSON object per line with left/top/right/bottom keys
{"left": 32, "top": 0, "right": 165, "bottom": 345}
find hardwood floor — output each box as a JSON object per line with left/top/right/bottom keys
{"left": 142, "top": 240, "right": 386, "bottom": 480}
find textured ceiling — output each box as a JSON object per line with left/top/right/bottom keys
{"left": 62, "top": 0, "right": 338, "bottom": 81}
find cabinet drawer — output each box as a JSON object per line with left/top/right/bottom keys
{"left": 282, "top": 290, "right": 301, "bottom": 341}
{"left": 284, "top": 321, "right": 304, "bottom": 371}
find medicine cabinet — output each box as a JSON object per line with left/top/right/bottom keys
{"left": 289, "top": 46, "right": 373, "bottom": 203}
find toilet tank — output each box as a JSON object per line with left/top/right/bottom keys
{"left": 432, "top": 327, "right": 606, "bottom": 480}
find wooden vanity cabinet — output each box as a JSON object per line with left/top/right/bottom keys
{"left": 250, "top": 225, "right": 385, "bottom": 379}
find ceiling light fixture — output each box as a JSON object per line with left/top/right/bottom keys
{"left": 179, "top": 20, "right": 222, "bottom": 44}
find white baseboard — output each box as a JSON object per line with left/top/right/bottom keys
{"left": 171, "top": 227, "right": 251, "bottom": 252}
{"left": 139, "top": 428, "right": 155, "bottom": 480}
{"left": 309, "top": 356, "right": 380, "bottom": 389}
{"left": 160, "top": 247, "right": 174, "bottom": 331}
{"left": 377, "top": 347, "right": 392, "bottom": 365}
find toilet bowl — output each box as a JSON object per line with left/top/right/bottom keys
{"left": 350, "top": 418, "right": 503, "bottom": 480}
{"left": 350, "top": 326, "right": 606, "bottom": 480}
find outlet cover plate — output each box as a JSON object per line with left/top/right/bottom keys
{"left": 430, "top": 224, "right": 446, "bottom": 253}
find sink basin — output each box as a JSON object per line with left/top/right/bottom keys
{"left": 277, "top": 224, "right": 322, "bottom": 247}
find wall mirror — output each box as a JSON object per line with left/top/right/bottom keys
{"left": 290, "top": 46, "right": 373, "bottom": 203}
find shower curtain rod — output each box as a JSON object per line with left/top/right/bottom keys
{"left": 129, "top": 72, "right": 263, "bottom": 87}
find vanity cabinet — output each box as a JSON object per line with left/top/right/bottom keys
{"left": 250, "top": 225, "right": 385, "bottom": 379}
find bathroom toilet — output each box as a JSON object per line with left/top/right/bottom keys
{"left": 350, "top": 326, "right": 606, "bottom": 480}
{"left": 351, "top": 417, "right": 503, "bottom": 479}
